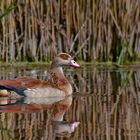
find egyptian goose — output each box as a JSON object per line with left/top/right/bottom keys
{"left": 0, "top": 53, "right": 80, "bottom": 97}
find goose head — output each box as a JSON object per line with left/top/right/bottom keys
{"left": 51, "top": 53, "right": 80, "bottom": 68}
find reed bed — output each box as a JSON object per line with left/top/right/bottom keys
{"left": 0, "top": 0, "right": 140, "bottom": 63}
{"left": 0, "top": 65, "right": 140, "bottom": 139}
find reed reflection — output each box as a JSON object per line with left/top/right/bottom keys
{"left": 0, "top": 65, "right": 140, "bottom": 139}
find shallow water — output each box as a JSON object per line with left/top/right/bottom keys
{"left": 0, "top": 64, "right": 140, "bottom": 140}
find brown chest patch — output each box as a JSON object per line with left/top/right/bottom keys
{"left": 50, "top": 72, "right": 68, "bottom": 88}
{"left": 59, "top": 53, "right": 70, "bottom": 60}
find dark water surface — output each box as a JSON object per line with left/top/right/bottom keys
{"left": 0, "top": 64, "right": 140, "bottom": 140}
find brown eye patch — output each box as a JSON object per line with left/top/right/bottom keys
{"left": 59, "top": 53, "right": 70, "bottom": 60}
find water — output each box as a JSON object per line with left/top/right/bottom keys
{"left": 0, "top": 64, "right": 140, "bottom": 140}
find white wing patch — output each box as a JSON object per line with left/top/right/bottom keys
{"left": 24, "top": 87, "right": 66, "bottom": 97}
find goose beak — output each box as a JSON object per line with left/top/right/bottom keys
{"left": 69, "top": 60, "right": 80, "bottom": 68}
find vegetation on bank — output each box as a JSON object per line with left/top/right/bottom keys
{"left": 0, "top": 0, "right": 140, "bottom": 64}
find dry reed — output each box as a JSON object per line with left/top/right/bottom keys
{"left": 0, "top": 0, "right": 139, "bottom": 63}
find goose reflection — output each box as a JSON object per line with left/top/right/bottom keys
{"left": 0, "top": 96, "right": 80, "bottom": 138}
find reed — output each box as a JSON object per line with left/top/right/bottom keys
{"left": 0, "top": 0, "right": 140, "bottom": 63}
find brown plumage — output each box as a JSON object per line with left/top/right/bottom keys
{"left": 0, "top": 53, "right": 80, "bottom": 97}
